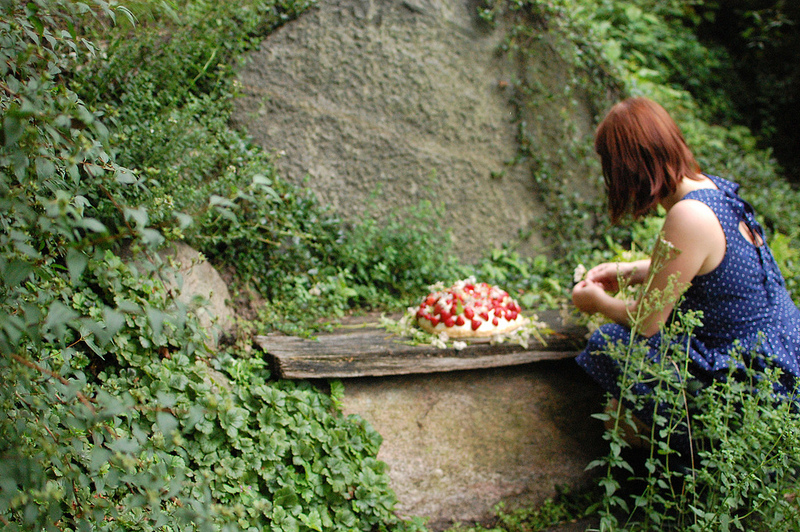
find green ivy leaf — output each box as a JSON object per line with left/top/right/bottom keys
{"left": 1, "top": 258, "right": 33, "bottom": 285}
{"left": 274, "top": 487, "right": 299, "bottom": 508}
{"left": 3, "top": 114, "right": 24, "bottom": 147}
{"left": 124, "top": 207, "right": 148, "bottom": 228}
{"left": 66, "top": 248, "right": 88, "bottom": 284}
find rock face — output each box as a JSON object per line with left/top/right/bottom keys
{"left": 341, "top": 360, "right": 605, "bottom": 529}
{"left": 233, "top": 0, "right": 576, "bottom": 262}
{"left": 159, "top": 242, "right": 236, "bottom": 343}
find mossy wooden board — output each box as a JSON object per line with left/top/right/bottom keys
{"left": 255, "top": 309, "right": 587, "bottom": 379}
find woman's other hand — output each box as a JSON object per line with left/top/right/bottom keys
{"left": 572, "top": 279, "right": 607, "bottom": 314}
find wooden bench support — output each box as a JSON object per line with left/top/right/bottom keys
{"left": 255, "top": 309, "right": 588, "bottom": 379}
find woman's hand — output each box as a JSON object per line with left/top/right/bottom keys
{"left": 585, "top": 259, "right": 650, "bottom": 291}
{"left": 572, "top": 279, "right": 608, "bottom": 315}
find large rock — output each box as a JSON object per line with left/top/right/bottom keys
{"left": 158, "top": 242, "right": 236, "bottom": 344}
{"left": 233, "top": 0, "right": 605, "bottom": 262}
{"left": 341, "top": 360, "right": 605, "bottom": 529}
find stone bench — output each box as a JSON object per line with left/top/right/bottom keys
{"left": 255, "top": 310, "right": 604, "bottom": 530}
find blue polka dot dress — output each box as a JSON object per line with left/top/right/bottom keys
{"left": 576, "top": 174, "right": 800, "bottom": 417}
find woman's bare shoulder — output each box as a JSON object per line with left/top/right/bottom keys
{"left": 663, "top": 198, "right": 726, "bottom": 274}
{"left": 665, "top": 198, "right": 719, "bottom": 229}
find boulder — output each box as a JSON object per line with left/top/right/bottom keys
{"left": 341, "top": 360, "right": 605, "bottom": 529}
{"left": 234, "top": 0, "right": 600, "bottom": 262}
{"left": 158, "top": 242, "right": 236, "bottom": 344}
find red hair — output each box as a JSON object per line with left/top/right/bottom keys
{"left": 594, "top": 97, "right": 701, "bottom": 223}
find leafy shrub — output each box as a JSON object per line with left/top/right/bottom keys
{"left": 0, "top": 1, "right": 425, "bottom": 530}
{"left": 70, "top": 0, "right": 472, "bottom": 335}
{"left": 335, "top": 201, "right": 465, "bottom": 307}
{"left": 470, "top": 248, "right": 568, "bottom": 310}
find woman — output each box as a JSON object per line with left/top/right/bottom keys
{"left": 572, "top": 97, "right": 800, "bottom": 450}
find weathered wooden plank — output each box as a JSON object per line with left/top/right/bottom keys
{"left": 254, "top": 309, "right": 588, "bottom": 379}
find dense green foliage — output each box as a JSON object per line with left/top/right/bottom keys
{"left": 3, "top": 0, "right": 800, "bottom": 530}
{"left": 695, "top": 1, "right": 800, "bottom": 181}
{"left": 0, "top": 1, "right": 425, "bottom": 530}
{"left": 69, "top": 1, "right": 468, "bottom": 335}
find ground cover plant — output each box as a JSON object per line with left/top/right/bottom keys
{"left": 3, "top": 0, "right": 800, "bottom": 530}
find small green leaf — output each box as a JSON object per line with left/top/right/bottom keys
{"left": 156, "top": 411, "right": 179, "bottom": 436}
{"left": 79, "top": 218, "right": 107, "bottom": 233}
{"left": 4, "top": 115, "right": 24, "bottom": 146}
{"left": 252, "top": 173, "right": 272, "bottom": 186}
{"left": 147, "top": 307, "right": 167, "bottom": 338}
{"left": 102, "top": 307, "right": 125, "bottom": 339}
{"left": 45, "top": 301, "right": 79, "bottom": 333}
{"left": 124, "top": 207, "right": 148, "bottom": 228}
{"left": 66, "top": 248, "right": 88, "bottom": 283}
{"left": 274, "top": 487, "right": 299, "bottom": 508}
{"left": 209, "top": 195, "right": 235, "bottom": 208}
{"left": 2, "top": 259, "right": 33, "bottom": 285}
{"left": 174, "top": 212, "right": 193, "bottom": 228}
{"left": 35, "top": 157, "right": 55, "bottom": 179}
{"left": 141, "top": 228, "right": 164, "bottom": 246}
{"left": 115, "top": 168, "right": 137, "bottom": 184}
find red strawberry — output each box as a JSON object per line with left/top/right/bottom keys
{"left": 492, "top": 318, "right": 499, "bottom": 326}
{"left": 440, "top": 310, "right": 451, "bottom": 321}
{"left": 455, "top": 315, "right": 465, "bottom": 326}
{"left": 464, "top": 307, "right": 474, "bottom": 320}
{"left": 444, "top": 317, "right": 455, "bottom": 328}
{"left": 471, "top": 319, "right": 481, "bottom": 331}
{"left": 430, "top": 316, "right": 440, "bottom": 327}
{"left": 479, "top": 311, "right": 489, "bottom": 321}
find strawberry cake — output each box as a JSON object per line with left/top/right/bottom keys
{"left": 415, "top": 278, "right": 526, "bottom": 338}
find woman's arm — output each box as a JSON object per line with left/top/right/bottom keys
{"left": 573, "top": 200, "right": 725, "bottom": 337}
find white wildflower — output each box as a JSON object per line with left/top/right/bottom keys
{"left": 573, "top": 264, "right": 587, "bottom": 283}
{"left": 453, "top": 341, "right": 467, "bottom": 351}
{"left": 427, "top": 281, "right": 446, "bottom": 292}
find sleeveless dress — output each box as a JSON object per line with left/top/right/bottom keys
{"left": 576, "top": 174, "right": 800, "bottom": 435}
